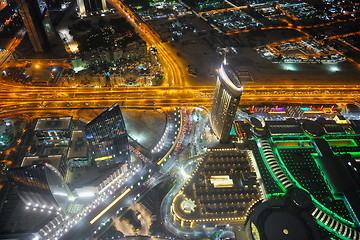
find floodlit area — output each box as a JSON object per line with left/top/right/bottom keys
{"left": 203, "top": 10, "right": 263, "bottom": 33}
{"left": 256, "top": 38, "right": 346, "bottom": 64}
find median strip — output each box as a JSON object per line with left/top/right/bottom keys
{"left": 90, "top": 188, "right": 131, "bottom": 224}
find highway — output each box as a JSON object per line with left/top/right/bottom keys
{"left": 0, "top": 84, "right": 358, "bottom": 116}
{"left": 0, "top": 0, "right": 359, "bottom": 116}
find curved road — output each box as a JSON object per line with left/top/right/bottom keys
{"left": 108, "top": 0, "right": 188, "bottom": 87}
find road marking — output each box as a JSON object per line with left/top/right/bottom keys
{"left": 90, "top": 188, "right": 131, "bottom": 224}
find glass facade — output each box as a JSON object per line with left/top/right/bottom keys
{"left": 85, "top": 104, "right": 130, "bottom": 167}
{"left": 8, "top": 164, "right": 72, "bottom": 212}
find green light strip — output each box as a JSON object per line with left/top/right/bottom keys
{"left": 347, "top": 152, "right": 360, "bottom": 158}
{"left": 266, "top": 133, "right": 360, "bottom": 235}
{"left": 266, "top": 193, "right": 286, "bottom": 198}
{"left": 274, "top": 150, "right": 356, "bottom": 228}
{"left": 258, "top": 137, "right": 357, "bottom": 235}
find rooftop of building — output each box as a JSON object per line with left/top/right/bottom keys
{"left": 219, "top": 61, "right": 242, "bottom": 96}
{"left": 67, "top": 130, "right": 87, "bottom": 159}
{"left": 21, "top": 155, "right": 62, "bottom": 170}
{"left": 171, "top": 148, "right": 263, "bottom": 226}
{"left": 245, "top": 188, "right": 323, "bottom": 240}
{"left": 34, "top": 116, "right": 72, "bottom": 131}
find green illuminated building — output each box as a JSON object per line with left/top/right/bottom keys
{"left": 237, "top": 117, "right": 360, "bottom": 240}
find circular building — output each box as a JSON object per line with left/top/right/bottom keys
{"left": 245, "top": 188, "right": 322, "bottom": 240}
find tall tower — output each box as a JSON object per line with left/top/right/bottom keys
{"left": 210, "top": 59, "right": 243, "bottom": 143}
{"left": 85, "top": 104, "right": 130, "bottom": 167}
{"left": 15, "top": 0, "right": 49, "bottom": 53}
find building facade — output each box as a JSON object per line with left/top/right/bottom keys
{"left": 76, "top": 0, "right": 108, "bottom": 16}
{"left": 85, "top": 104, "right": 130, "bottom": 167}
{"left": 15, "top": 0, "right": 49, "bottom": 53}
{"left": 210, "top": 59, "right": 243, "bottom": 143}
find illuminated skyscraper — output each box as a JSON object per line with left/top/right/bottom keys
{"left": 210, "top": 59, "right": 243, "bottom": 143}
{"left": 76, "top": 0, "right": 108, "bottom": 16}
{"left": 85, "top": 104, "right": 130, "bottom": 167}
{"left": 15, "top": 0, "right": 49, "bottom": 53}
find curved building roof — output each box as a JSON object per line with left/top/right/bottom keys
{"left": 245, "top": 188, "right": 322, "bottom": 240}
{"left": 219, "top": 62, "right": 243, "bottom": 97}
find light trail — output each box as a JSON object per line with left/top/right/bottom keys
{"left": 89, "top": 188, "right": 131, "bottom": 224}
{"left": 0, "top": 29, "right": 25, "bottom": 68}
{"left": 198, "top": 6, "right": 247, "bottom": 16}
